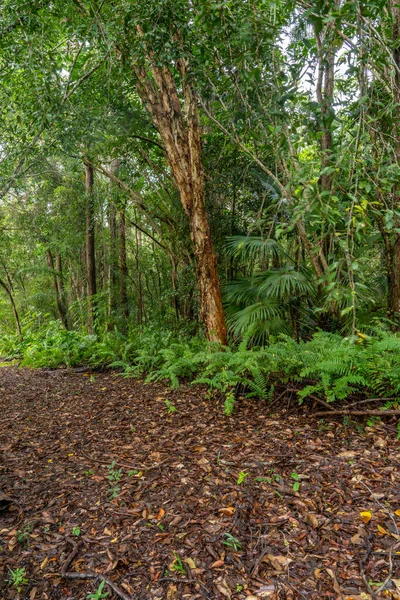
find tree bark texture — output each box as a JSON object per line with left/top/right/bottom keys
{"left": 85, "top": 162, "right": 96, "bottom": 332}
{"left": 46, "top": 249, "right": 68, "bottom": 329}
{"left": 0, "top": 276, "right": 22, "bottom": 338}
{"left": 136, "top": 60, "right": 227, "bottom": 344}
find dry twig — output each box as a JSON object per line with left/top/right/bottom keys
{"left": 61, "top": 540, "right": 134, "bottom": 600}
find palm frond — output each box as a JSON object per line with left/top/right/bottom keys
{"left": 258, "top": 267, "right": 316, "bottom": 299}
{"left": 225, "top": 236, "right": 288, "bottom": 261}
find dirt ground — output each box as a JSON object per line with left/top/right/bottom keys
{"left": 0, "top": 366, "right": 400, "bottom": 600}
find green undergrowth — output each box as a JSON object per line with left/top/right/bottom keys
{"left": 1, "top": 322, "right": 400, "bottom": 415}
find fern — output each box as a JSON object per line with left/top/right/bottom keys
{"left": 2, "top": 323, "right": 400, "bottom": 413}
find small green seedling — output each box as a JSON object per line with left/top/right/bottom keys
{"left": 291, "top": 472, "right": 300, "bottom": 492}
{"left": 84, "top": 469, "right": 94, "bottom": 476}
{"left": 109, "top": 485, "right": 120, "bottom": 499}
{"left": 7, "top": 567, "right": 28, "bottom": 591}
{"left": 165, "top": 399, "right": 177, "bottom": 414}
{"left": 107, "top": 461, "right": 122, "bottom": 482}
{"left": 128, "top": 470, "right": 139, "bottom": 477}
{"left": 237, "top": 471, "right": 248, "bottom": 485}
{"left": 72, "top": 526, "right": 81, "bottom": 536}
{"left": 107, "top": 461, "right": 122, "bottom": 498}
{"left": 171, "top": 552, "right": 185, "bottom": 575}
{"left": 223, "top": 533, "right": 242, "bottom": 550}
{"left": 16, "top": 524, "right": 31, "bottom": 547}
{"left": 86, "top": 580, "right": 109, "bottom": 599}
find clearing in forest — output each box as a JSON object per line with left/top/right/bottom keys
{"left": 0, "top": 367, "right": 399, "bottom": 600}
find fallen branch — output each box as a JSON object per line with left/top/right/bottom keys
{"left": 61, "top": 540, "right": 134, "bottom": 600}
{"left": 159, "top": 576, "right": 210, "bottom": 594}
{"left": 313, "top": 409, "right": 400, "bottom": 417}
{"left": 309, "top": 394, "right": 335, "bottom": 411}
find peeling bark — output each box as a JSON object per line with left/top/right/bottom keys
{"left": 136, "top": 60, "right": 226, "bottom": 344}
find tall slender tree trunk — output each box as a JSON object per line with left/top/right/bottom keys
{"left": 315, "top": 31, "right": 335, "bottom": 194}
{"left": 46, "top": 249, "right": 68, "bottom": 329}
{"left": 119, "top": 207, "right": 129, "bottom": 321}
{"left": 135, "top": 225, "right": 143, "bottom": 326}
{"left": 314, "top": 14, "right": 337, "bottom": 274}
{"left": 108, "top": 159, "right": 120, "bottom": 328}
{"left": 136, "top": 60, "right": 227, "bottom": 344}
{"left": 85, "top": 162, "right": 97, "bottom": 332}
{"left": 169, "top": 254, "right": 180, "bottom": 321}
{"left": 0, "top": 276, "right": 22, "bottom": 339}
{"left": 55, "top": 251, "right": 64, "bottom": 298}
{"left": 390, "top": 1, "right": 400, "bottom": 328}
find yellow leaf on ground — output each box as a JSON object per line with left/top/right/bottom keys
{"left": 359, "top": 511, "right": 372, "bottom": 524}
{"left": 184, "top": 557, "right": 196, "bottom": 569}
{"left": 219, "top": 507, "right": 235, "bottom": 516}
{"left": 377, "top": 524, "right": 389, "bottom": 535}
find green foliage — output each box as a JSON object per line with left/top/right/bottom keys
{"left": 223, "top": 533, "right": 242, "bottom": 551}
{"left": 165, "top": 399, "right": 177, "bottom": 414}
{"left": 7, "top": 567, "right": 28, "bottom": 590}
{"left": 107, "top": 461, "right": 122, "bottom": 499}
{"left": 86, "top": 580, "right": 109, "bottom": 600}
{"left": 237, "top": 471, "right": 248, "bottom": 485}
{"left": 291, "top": 472, "right": 300, "bottom": 492}
{"left": 171, "top": 553, "right": 186, "bottom": 575}
{"left": 16, "top": 524, "right": 31, "bottom": 547}
{"left": 2, "top": 323, "right": 400, "bottom": 412}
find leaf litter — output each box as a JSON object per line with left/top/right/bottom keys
{"left": 0, "top": 367, "right": 399, "bottom": 599}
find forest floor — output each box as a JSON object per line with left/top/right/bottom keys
{"left": 0, "top": 368, "right": 400, "bottom": 600}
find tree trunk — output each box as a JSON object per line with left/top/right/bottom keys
{"left": 169, "top": 254, "right": 180, "bottom": 321}
{"left": 85, "top": 162, "right": 97, "bottom": 332}
{"left": 0, "top": 276, "right": 22, "bottom": 338}
{"left": 108, "top": 159, "right": 120, "bottom": 328}
{"left": 135, "top": 225, "right": 143, "bottom": 326}
{"left": 119, "top": 208, "right": 129, "bottom": 321}
{"left": 315, "top": 38, "right": 335, "bottom": 194}
{"left": 391, "top": 1, "right": 400, "bottom": 328}
{"left": 383, "top": 231, "right": 396, "bottom": 323}
{"left": 46, "top": 249, "right": 69, "bottom": 329}
{"left": 55, "top": 252, "right": 65, "bottom": 298}
{"left": 136, "top": 61, "right": 227, "bottom": 344}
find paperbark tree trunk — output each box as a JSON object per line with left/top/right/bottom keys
{"left": 85, "top": 162, "right": 97, "bottom": 332}
{"left": 136, "top": 61, "right": 227, "bottom": 344}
